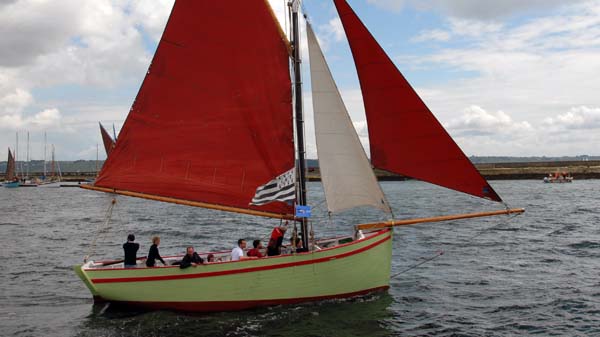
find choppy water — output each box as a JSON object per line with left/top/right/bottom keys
{"left": 1, "top": 180, "right": 599, "bottom": 336}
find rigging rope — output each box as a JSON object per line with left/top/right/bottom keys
{"left": 390, "top": 250, "right": 445, "bottom": 279}
{"left": 390, "top": 211, "right": 523, "bottom": 279}
{"left": 83, "top": 197, "right": 117, "bottom": 263}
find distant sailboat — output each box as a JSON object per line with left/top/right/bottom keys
{"left": 99, "top": 122, "right": 116, "bottom": 156}
{"left": 75, "top": 0, "right": 523, "bottom": 312}
{"left": 19, "top": 131, "right": 38, "bottom": 187}
{"left": 3, "top": 148, "right": 19, "bottom": 188}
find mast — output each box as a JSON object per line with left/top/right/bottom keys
{"left": 15, "top": 132, "right": 19, "bottom": 179}
{"left": 96, "top": 143, "right": 99, "bottom": 176}
{"left": 51, "top": 145, "right": 55, "bottom": 178}
{"left": 290, "top": 0, "right": 309, "bottom": 250}
{"left": 26, "top": 131, "right": 30, "bottom": 179}
{"left": 44, "top": 131, "right": 47, "bottom": 177}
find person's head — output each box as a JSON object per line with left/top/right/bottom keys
{"left": 253, "top": 240, "right": 262, "bottom": 249}
{"left": 127, "top": 234, "right": 135, "bottom": 242}
{"left": 238, "top": 239, "right": 246, "bottom": 249}
{"left": 152, "top": 236, "right": 160, "bottom": 245}
{"left": 291, "top": 237, "right": 301, "bottom": 247}
{"left": 207, "top": 254, "right": 214, "bottom": 262}
{"left": 186, "top": 246, "right": 194, "bottom": 256}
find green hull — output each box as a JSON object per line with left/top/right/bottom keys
{"left": 75, "top": 229, "right": 392, "bottom": 312}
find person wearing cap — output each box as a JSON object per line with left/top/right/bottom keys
{"left": 123, "top": 233, "right": 139, "bottom": 268}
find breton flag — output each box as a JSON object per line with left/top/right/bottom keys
{"left": 251, "top": 168, "right": 296, "bottom": 205}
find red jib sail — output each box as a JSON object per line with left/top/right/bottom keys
{"left": 99, "top": 123, "right": 115, "bottom": 156}
{"left": 94, "top": 1, "right": 295, "bottom": 216}
{"left": 333, "top": 0, "right": 501, "bottom": 202}
{"left": 6, "top": 148, "right": 15, "bottom": 181}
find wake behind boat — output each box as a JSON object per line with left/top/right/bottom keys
{"left": 75, "top": 0, "right": 523, "bottom": 312}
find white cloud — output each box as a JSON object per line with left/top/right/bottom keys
{"left": 412, "top": 29, "right": 451, "bottom": 42}
{"left": 352, "top": 120, "right": 371, "bottom": 154}
{"left": 0, "top": 108, "right": 62, "bottom": 130}
{"left": 446, "top": 105, "right": 532, "bottom": 136}
{"left": 326, "top": 18, "right": 345, "bottom": 42}
{"left": 367, "top": 0, "right": 587, "bottom": 20}
{"left": 412, "top": 18, "right": 502, "bottom": 43}
{"left": 447, "top": 18, "right": 503, "bottom": 38}
{"left": 367, "top": 0, "right": 407, "bottom": 12}
{"left": 543, "top": 106, "right": 600, "bottom": 130}
{"left": 0, "top": 87, "right": 32, "bottom": 116}
{"left": 397, "top": 1, "right": 600, "bottom": 156}
{"left": 0, "top": 0, "right": 174, "bottom": 161}
{"left": 0, "top": 0, "right": 81, "bottom": 67}
{"left": 128, "top": 1, "right": 175, "bottom": 41}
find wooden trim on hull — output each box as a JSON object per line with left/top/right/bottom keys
{"left": 90, "top": 233, "right": 392, "bottom": 284}
{"left": 93, "top": 286, "right": 390, "bottom": 312}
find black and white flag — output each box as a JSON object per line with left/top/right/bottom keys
{"left": 250, "top": 168, "right": 296, "bottom": 205}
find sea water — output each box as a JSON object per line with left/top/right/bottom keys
{"left": 0, "top": 180, "right": 599, "bottom": 336}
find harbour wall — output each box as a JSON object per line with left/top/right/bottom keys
{"left": 2, "top": 161, "right": 600, "bottom": 181}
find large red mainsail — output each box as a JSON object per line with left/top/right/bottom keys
{"left": 99, "top": 123, "right": 115, "bottom": 156}
{"left": 333, "top": 0, "right": 501, "bottom": 202}
{"left": 94, "top": 1, "right": 295, "bottom": 216}
{"left": 6, "top": 148, "right": 15, "bottom": 181}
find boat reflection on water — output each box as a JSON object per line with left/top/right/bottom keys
{"left": 81, "top": 292, "right": 395, "bottom": 337}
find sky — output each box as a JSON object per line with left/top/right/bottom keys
{"left": 1, "top": 0, "right": 600, "bottom": 161}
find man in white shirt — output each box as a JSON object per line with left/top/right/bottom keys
{"left": 231, "top": 239, "right": 251, "bottom": 261}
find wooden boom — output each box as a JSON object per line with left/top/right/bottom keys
{"left": 80, "top": 184, "right": 296, "bottom": 220}
{"left": 356, "top": 208, "right": 525, "bottom": 231}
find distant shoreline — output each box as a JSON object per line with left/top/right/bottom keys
{"left": 309, "top": 160, "right": 600, "bottom": 181}
{"left": 2, "top": 160, "right": 600, "bottom": 181}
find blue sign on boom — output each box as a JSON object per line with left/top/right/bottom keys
{"left": 295, "top": 205, "right": 311, "bottom": 218}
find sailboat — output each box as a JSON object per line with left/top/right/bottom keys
{"left": 19, "top": 131, "right": 38, "bottom": 187}
{"left": 3, "top": 148, "right": 19, "bottom": 188}
{"left": 99, "top": 122, "right": 116, "bottom": 156}
{"left": 74, "top": 0, "right": 523, "bottom": 312}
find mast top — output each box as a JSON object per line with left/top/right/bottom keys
{"left": 289, "top": 0, "right": 301, "bottom": 13}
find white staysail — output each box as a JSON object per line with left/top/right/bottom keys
{"left": 307, "top": 23, "right": 391, "bottom": 215}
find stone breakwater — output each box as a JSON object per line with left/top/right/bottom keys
{"left": 2, "top": 161, "right": 600, "bottom": 181}
{"left": 308, "top": 161, "right": 600, "bottom": 181}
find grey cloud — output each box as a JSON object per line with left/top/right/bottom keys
{"left": 369, "top": 0, "right": 587, "bottom": 20}
{"left": 0, "top": 1, "right": 81, "bottom": 67}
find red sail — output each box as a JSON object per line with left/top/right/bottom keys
{"left": 95, "top": 1, "right": 295, "bottom": 215}
{"left": 333, "top": 0, "right": 501, "bottom": 202}
{"left": 99, "top": 123, "right": 115, "bottom": 156}
{"left": 6, "top": 148, "right": 15, "bottom": 181}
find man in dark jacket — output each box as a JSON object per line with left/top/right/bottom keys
{"left": 123, "top": 234, "right": 139, "bottom": 268}
{"left": 180, "top": 246, "right": 204, "bottom": 269}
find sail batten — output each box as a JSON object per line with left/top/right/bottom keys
{"left": 93, "top": 1, "right": 295, "bottom": 216}
{"left": 307, "top": 23, "right": 391, "bottom": 214}
{"left": 334, "top": 0, "right": 502, "bottom": 202}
